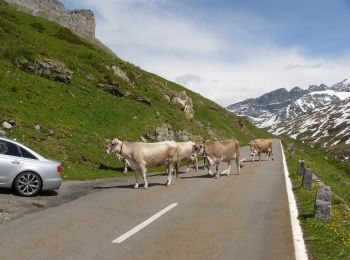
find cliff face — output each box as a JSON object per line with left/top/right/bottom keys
{"left": 4, "top": 0, "right": 95, "bottom": 39}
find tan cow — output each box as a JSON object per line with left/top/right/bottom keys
{"left": 249, "top": 139, "right": 274, "bottom": 162}
{"left": 174, "top": 141, "right": 199, "bottom": 179}
{"left": 203, "top": 139, "right": 241, "bottom": 178}
{"left": 106, "top": 138, "right": 179, "bottom": 189}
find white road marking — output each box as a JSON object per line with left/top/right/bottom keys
{"left": 112, "top": 202, "right": 178, "bottom": 244}
{"left": 280, "top": 141, "right": 308, "bottom": 260}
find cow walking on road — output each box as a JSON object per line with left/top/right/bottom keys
{"left": 106, "top": 138, "right": 179, "bottom": 189}
{"left": 249, "top": 139, "right": 274, "bottom": 162}
{"left": 203, "top": 139, "right": 241, "bottom": 178}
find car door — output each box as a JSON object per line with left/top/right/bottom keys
{"left": 0, "top": 140, "right": 23, "bottom": 185}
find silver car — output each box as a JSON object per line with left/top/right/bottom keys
{"left": 0, "top": 137, "right": 62, "bottom": 196}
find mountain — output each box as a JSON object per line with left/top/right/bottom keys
{"left": 0, "top": 0, "right": 267, "bottom": 180}
{"left": 270, "top": 97, "right": 350, "bottom": 160}
{"left": 227, "top": 80, "right": 350, "bottom": 128}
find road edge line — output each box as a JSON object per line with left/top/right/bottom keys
{"left": 280, "top": 141, "right": 308, "bottom": 260}
{"left": 112, "top": 202, "right": 178, "bottom": 244}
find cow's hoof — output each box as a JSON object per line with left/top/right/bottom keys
{"left": 215, "top": 175, "right": 219, "bottom": 179}
{"left": 144, "top": 185, "right": 148, "bottom": 189}
{"left": 166, "top": 182, "right": 171, "bottom": 187}
{"left": 134, "top": 184, "right": 139, "bottom": 189}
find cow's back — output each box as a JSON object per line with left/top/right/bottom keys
{"left": 132, "top": 141, "right": 179, "bottom": 167}
{"left": 205, "top": 139, "right": 240, "bottom": 161}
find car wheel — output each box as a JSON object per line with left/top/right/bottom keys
{"left": 14, "top": 172, "right": 42, "bottom": 197}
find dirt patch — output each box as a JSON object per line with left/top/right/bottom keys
{"left": 0, "top": 177, "right": 128, "bottom": 224}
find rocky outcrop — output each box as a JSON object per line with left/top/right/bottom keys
{"left": 143, "top": 125, "right": 192, "bottom": 142}
{"left": 4, "top": 0, "right": 95, "bottom": 39}
{"left": 97, "top": 83, "right": 151, "bottom": 106}
{"left": 14, "top": 57, "right": 73, "bottom": 83}
{"left": 164, "top": 91, "right": 194, "bottom": 120}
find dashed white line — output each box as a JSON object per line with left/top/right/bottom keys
{"left": 280, "top": 141, "right": 308, "bottom": 260}
{"left": 112, "top": 202, "right": 178, "bottom": 244}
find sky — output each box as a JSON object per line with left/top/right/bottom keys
{"left": 62, "top": 0, "right": 350, "bottom": 105}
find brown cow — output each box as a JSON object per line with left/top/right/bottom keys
{"left": 203, "top": 139, "right": 241, "bottom": 178}
{"left": 249, "top": 139, "right": 274, "bottom": 162}
{"left": 106, "top": 138, "right": 179, "bottom": 189}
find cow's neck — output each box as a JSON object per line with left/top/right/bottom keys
{"left": 118, "top": 142, "right": 133, "bottom": 161}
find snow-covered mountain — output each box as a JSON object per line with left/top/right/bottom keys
{"left": 227, "top": 79, "right": 350, "bottom": 128}
{"left": 270, "top": 97, "right": 350, "bottom": 159}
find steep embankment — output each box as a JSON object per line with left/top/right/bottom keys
{"left": 0, "top": 1, "right": 267, "bottom": 179}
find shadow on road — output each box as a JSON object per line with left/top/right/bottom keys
{"left": 92, "top": 182, "right": 166, "bottom": 189}
{"left": 180, "top": 174, "right": 214, "bottom": 179}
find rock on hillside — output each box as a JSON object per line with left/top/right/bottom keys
{"left": 4, "top": 0, "right": 95, "bottom": 39}
{"left": 227, "top": 80, "right": 350, "bottom": 128}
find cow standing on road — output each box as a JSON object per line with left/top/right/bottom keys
{"left": 174, "top": 141, "right": 199, "bottom": 179}
{"left": 249, "top": 139, "right": 274, "bottom": 162}
{"left": 203, "top": 139, "right": 241, "bottom": 178}
{"left": 106, "top": 138, "right": 179, "bottom": 189}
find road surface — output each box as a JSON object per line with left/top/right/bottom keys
{"left": 0, "top": 140, "right": 295, "bottom": 259}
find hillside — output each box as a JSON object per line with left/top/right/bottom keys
{"left": 0, "top": 0, "right": 267, "bottom": 180}
{"left": 227, "top": 80, "right": 350, "bottom": 128}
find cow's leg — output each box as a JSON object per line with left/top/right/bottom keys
{"left": 166, "top": 163, "right": 173, "bottom": 186}
{"left": 175, "top": 162, "right": 180, "bottom": 180}
{"left": 271, "top": 150, "right": 274, "bottom": 160}
{"left": 259, "top": 152, "right": 262, "bottom": 162}
{"left": 236, "top": 157, "right": 240, "bottom": 175}
{"left": 140, "top": 165, "right": 148, "bottom": 189}
{"left": 251, "top": 152, "right": 255, "bottom": 162}
{"left": 226, "top": 160, "right": 232, "bottom": 175}
{"left": 194, "top": 156, "right": 198, "bottom": 172}
{"left": 215, "top": 162, "right": 220, "bottom": 179}
{"left": 134, "top": 169, "right": 140, "bottom": 189}
{"left": 123, "top": 160, "right": 128, "bottom": 174}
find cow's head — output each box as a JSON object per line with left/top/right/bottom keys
{"left": 194, "top": 142, "right": 204, "bottom": 155}
{"left": 106, "top": 138, "right": 122, "bottom": 154}
{"left": 249, "top": 141, "right": 257, "bottom": 156}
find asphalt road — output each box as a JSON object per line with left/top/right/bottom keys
{"left": 0, "top": 140, "right": 295, "bottom": 260}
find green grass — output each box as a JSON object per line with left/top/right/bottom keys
{"left": 284, "top": 138, "right": 350, "bottom": 259}
{"left": 0, "top": 1, "right": 268, "bottom": 180}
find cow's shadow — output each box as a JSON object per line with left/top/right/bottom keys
{"left": 98, "top": 163, "right": 126, "bottom": 172}
{"left": 180, "top": 173, "right": 215, "bottom": 179}
{"left": 92, "top": 182, "right": 165, "bottom": 189}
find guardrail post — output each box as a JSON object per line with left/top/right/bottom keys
{"left": 297, "top": 160, "right": 305, "bottom": 176}
{"left": 302, "top": 168, "right": 313, "bottom": 190}
{"left": 314, "top": 185, "right": 332, "bottom": 220}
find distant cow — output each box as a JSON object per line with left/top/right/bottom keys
{"left": 174, "top": 141, "right": 199, "bottom": 179}
{"left": 116, "top": 153, "right": 130, "bottom": 174}
{"left": 249, "top": 139, "right": 274, "bottom": 162}
{"left": 106, "top": 138, "right": 179, "bottom": 189}
{"left": 203, "top": 139, "right": 241, "bottom": 178}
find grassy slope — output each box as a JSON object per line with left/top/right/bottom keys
{"left": 284, "top": 138, "right": 350, "bottom": 259}
{"left": 0, "top": 1, "right": 268, "bottom": 180}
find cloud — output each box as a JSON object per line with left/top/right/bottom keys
{"left": 174, "top": 74, "right": 201, "bottom": 86}
{"left": 62, "top": 0, "right": 350, "bottom": 106}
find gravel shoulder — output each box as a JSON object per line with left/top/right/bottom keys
{"left": 0, "top": 176, "right": 130, "bottom": 223}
